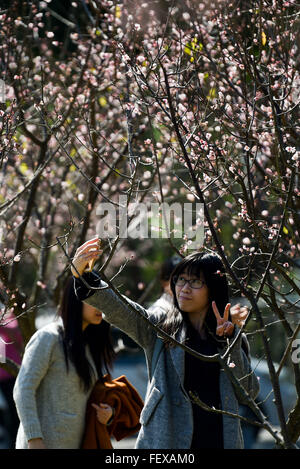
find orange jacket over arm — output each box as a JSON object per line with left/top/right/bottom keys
{"left": 81, "top": 375, "right": 144, "bottom": 449}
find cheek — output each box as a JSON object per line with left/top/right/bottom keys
{"left": 195, "top": 288, "right": 209, "bottom": 305}
{"left": 82, "top": 311, "right": 89, "bottom": 323}
{"left": 82, "top": 308, "right": 95, "bottom": 323}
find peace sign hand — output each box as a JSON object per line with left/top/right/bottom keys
{"left": 212, "top": 301, "right": 235, "bottom": 337}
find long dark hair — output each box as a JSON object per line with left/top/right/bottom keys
{"left": 58, "top": 278, "right": 116, "bottom": 392}
{"left": 159, "top": 251, "right": 231, "bottom": 346}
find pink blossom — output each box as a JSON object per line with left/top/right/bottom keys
{"left": 286, "top": 146, "right": 296, "bottom": 153}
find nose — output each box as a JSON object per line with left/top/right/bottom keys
{"left": 181, "top": 281, "right": 192, "bottom": 292}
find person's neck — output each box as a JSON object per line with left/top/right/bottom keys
{"left": 187, "top": 310, "right": 208, "bottom": 339}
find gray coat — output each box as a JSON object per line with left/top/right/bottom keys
{"left": 80, "top": 277, "right": 260, "bottom": 449}
{"left": 13, "top": 321, "right": 97, "bottom": 449}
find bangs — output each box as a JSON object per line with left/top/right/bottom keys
{"left": 172, "top": 256, "right": 204, "bottom": 280}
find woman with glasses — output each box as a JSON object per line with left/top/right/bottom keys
{"left": 72, "top": 237, "right": 259, "bottom": 449}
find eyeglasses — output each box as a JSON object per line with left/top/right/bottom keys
{"left": 174, "top": 276, "right": 206, "bottom": 289}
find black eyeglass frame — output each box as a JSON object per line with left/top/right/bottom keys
{"left": 173, "top": 275, "right": 206, "bottom": 289}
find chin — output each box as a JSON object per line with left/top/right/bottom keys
{"left": 88, "top": 319, "right": 101, "bottom": 327}
{"left": 178, "top": 304, "right": 191, "bottom": 314}
{"left": 178, "top": 301, "right": 192, "bottom": 311}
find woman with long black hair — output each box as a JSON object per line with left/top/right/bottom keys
{"left": 13, "top": 277, "right": 116, "bottom": 449}
{"left": 72, "top": 237, "right": 259, "bottom": 449}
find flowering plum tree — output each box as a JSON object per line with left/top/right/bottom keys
{"left": 0, "top": 0, "right": 299, "bottom": 448}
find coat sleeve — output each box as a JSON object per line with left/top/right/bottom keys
{"left": 74, "top": 271, "right": 165, "bottom": 351}
{"left": 13, "top": 328, "right": 56, "bottom": 442}
{"left": 223, "top": 328, "right": 260, "bottom": 404}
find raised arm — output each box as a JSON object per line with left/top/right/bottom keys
{"left": 72, "top": 238, "right": 164, "bottom": 351}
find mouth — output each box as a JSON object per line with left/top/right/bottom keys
{"left": 179, "top": 295, "right": 191, "bottom": 301}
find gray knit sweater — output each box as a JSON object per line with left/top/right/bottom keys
{"left": 13, "top": 321, "right": 97, "bottom": 449}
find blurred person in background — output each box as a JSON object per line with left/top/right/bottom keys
{"left": 148, "top": 256, "right": 181, "bottom": 314}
